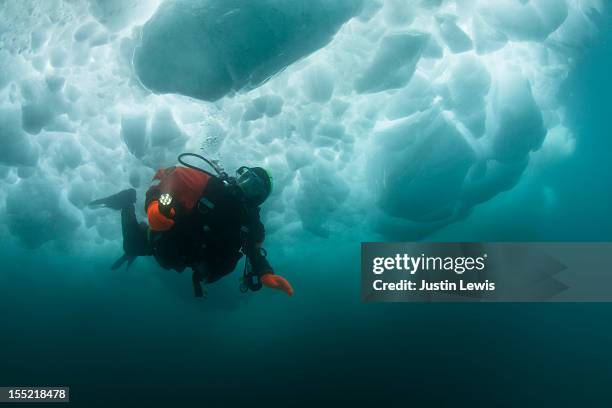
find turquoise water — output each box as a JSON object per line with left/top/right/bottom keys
{"left": 1, "top": 10, "right": 612, "bottom": 408}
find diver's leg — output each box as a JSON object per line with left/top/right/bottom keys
{"left": 90, "top": 188, "right": 148, "bottom": 268}
{"left": 89, "top": 188, "right": 136, "bottom": 210}
{"left": 202, "top": 254, "right": 241, "bottom": 284}
{"left": 121, "top": 205, "right": 152, "bottom": 256}
{"left": 192, "top": 269, "right": 204, "bottom": 298}
{"left": 191, "top": 262, "right": 211, "bottom": 297}
{"left": 190, "top": 254, "right": 241, "bottom": 297}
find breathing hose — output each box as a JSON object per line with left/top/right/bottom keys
{"left": 177, "top": 153, "right": 227, "bottom": 180}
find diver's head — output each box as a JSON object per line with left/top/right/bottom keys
{"left": 235, "top": 166, "right": 272, "bottom": 206}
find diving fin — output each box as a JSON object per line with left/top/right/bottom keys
{"left": 126, "top": 256, "right": 137, "bottom": 269}
{"left": 110, "top": 253, "right": 136, "bottom": 270}
{"left": 89, "top": 188, "right": 136, "bottom": 210}
{"left": 192, "top": 270, "right": 206, "bottom": 298}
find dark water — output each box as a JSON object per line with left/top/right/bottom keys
{"left": 1, "top": 14, "right": 612, "bottom": 408}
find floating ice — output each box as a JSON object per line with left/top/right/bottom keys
{"left": 370, "top": 108, "right": 476, "bottom": 223}
{"left": 437, "top": 14, "right": 473, "bottom": 53}
{"left": 355, "top": 31, "right": 430, "bottom": 93}
{"left": 243, "top": 95, "right": 284, "bottom": 121}
{"left": 488, "top": 68, "right": 546, "bottom": 163}
{"left": 478, "top": 0, "right": 568, "bottom": 42}
{"left": 384, "top": 74, "right": 435, "bottom": 119}
{"left": 149, "top": 108, "right": 186, "bottom": 148}
{"left": 5, "top": 177, "right": 81, "bottom": 248}
{"left": 302, "top": 64, "right": 335, "bottom": 103}
{"left": 133, "top": 0, "right": 363, "bottom": 101}
{"left": 0, "top": 107, "right": 40, "bottom": 167}
{"left": 121, "top": 113, "right": 148, "bottom": 158}
{"left": 0, "top": 0, "right": 606, "bottom": 249}
{"left": 88, "top": 0, "right": 160, "bottom": 32}
{"left": 446, "top": 55, "right": 491, "bottom": 137}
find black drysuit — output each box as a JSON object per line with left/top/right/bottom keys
{"left": 120, "top": 171, "right": 272, "bottom": 291}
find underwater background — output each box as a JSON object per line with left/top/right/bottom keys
{"left": 0, "top": 1, "right": 611, "bottom": 406}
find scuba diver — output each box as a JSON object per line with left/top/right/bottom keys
{"left": 89, "top": 153, "right": 293, "bottom": 298}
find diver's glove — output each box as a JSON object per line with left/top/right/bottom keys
{"left": 261, "top": 273, "right": 294, "bottom": 296}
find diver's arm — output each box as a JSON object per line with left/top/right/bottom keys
{"left": 244, "top": 217, "right": 273, "bottom": 276}
{"left": 248, "top": 244, "right": 273, "bottom": 276}
{"left": 246, "top": 212, "right": 293, "bottom": 296}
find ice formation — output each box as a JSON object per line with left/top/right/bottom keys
{"left": 0, "top": 0, "right": 605, "bottom": 249}
{"left": 134, "top": 0, "right": 362, "bottom": 101}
